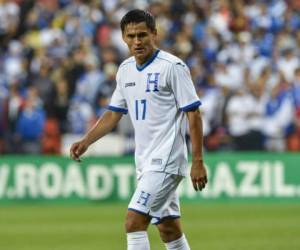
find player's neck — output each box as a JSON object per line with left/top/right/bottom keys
{"left": 136, "top": 48, "right": 159, "bottom": 67}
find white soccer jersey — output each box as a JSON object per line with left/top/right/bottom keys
{"left": 109, "top": 50, "right": 201, "bottom": 176}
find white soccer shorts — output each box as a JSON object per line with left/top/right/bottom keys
{"left": 128, "top": 171, "right": 184, "bottom": 224}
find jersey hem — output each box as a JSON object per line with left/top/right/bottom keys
{"left": 138, "top": 168, "right": 187, "bottom": 177}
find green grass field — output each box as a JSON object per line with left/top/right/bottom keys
{"left": 0, "top": 203, "right": 299, "bottom": 250}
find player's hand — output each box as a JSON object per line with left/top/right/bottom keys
{"left": 70, "top": 139, "right": 89, "bottom": 162}
{"left": 190, "top": 160, "right": 207, "bottom": 191}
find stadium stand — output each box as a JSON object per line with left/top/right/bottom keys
{"left": 0, "top": 0, "right": 299, "bottom": 154}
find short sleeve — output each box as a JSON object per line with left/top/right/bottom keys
{"left": 169, "top": 62, "right": 201, "bottom": 112}
{"left": 108, "top": 69, "right": 128, "bottom": 114}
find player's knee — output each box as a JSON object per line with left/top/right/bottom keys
{"left": 157, "top": 222, "right": 182, "bottom": 242}
{"left": 125, "top": 211, "right": 150, "bottom": 233}
{"left": 125, "top": 217, "right": 139, "bottom": 232}
{"left": 125, "top": 217, "right": 147, "bottom": 233}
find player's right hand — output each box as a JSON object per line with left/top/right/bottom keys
{"left": 190, "top": 160, "right": 207, "bottom": 191}
{"left": 70, "top": 139, "right": 89, "bottom": 162}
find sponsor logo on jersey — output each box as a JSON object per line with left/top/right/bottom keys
{"left": 125, "top": 82, "right": 136, "bottom": 87}
{"left": 151, "top": 158, "right": 163, "bottom": 165}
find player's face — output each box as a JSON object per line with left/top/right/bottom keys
{"left": 122, "top": 22, "right": 157, "bottom": 65}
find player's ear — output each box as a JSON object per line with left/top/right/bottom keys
{"left": 151, "top": 28, "right": 158, "bottom": 44}
{"left": 152, "top": 28, "right": 157, "bottom": 36}
{"left": 121, "top": 25, "right": 128, "bottom": 41}
{"left": 122, "top": 32, "right": 128, "bottom": 44}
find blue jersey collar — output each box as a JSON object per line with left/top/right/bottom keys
{"left": 136, "top": 49, "right": 160, "bottom": 71}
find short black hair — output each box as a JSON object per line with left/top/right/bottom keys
{"left": 120, "top": 9, "right": 156, "bottom": 33}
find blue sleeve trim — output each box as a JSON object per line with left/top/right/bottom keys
{"left": 180, "top": 100, "right": 201, "bottom": 112}
{"left": 108, "top": 105, "right": 128, "bottom": 114}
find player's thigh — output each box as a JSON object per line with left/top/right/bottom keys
{"left": 125, "top": 209, "right": 151, "bottom": 232}
{"left": 156, "top": 217, "right": 183, "bottom": 242}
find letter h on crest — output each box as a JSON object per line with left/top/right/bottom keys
{"left": 137, "top": 191, "right": 151, "bottom": 206}
{"left": 146, "top": 73, "right": 160, "bottom": 92}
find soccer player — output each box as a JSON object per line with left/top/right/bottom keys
{"left": 70, "top": 9, "right": 207, "bottom": 250}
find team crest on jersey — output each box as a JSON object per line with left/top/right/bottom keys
{"left": 146, "top": 73, "right": 160, "bottom": 92}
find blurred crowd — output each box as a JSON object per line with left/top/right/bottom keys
{"left": 0, "top": 0, "right": 300, "bottom": 154}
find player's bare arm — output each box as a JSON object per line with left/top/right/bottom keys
{"left": 70, "top": 111, "right": 123, "bottom": 162}
{"left": 186, "top": 109, "right": 208, "bottom": 191}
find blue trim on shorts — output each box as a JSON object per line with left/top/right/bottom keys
{"left": 128, "top": 208, "right": 180, "bottom": 225}
{"left": 128, "top": 208, "right": 149, "bottom": 216}
{"left": 152, "top": 215, "right": 181, "bottom": 225}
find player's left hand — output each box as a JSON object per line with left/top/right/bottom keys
{"left": 190, "top": 160, "right": 207, "bottom": 191}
